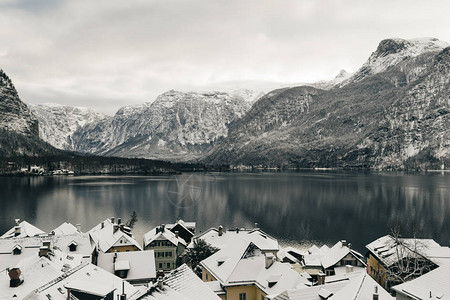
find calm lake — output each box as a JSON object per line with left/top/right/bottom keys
{"left": 1, "top": 171, "right": 449, "bottom": 254}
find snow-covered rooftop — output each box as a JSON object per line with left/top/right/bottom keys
{"left": 320, "top": 241, "right": 365, "bottom": 269}
{"left": 51, "top": 222, "right": 80, "bottom": 235}
{"left": 195, "top": 227, "right": 279, "bottom": 251}
{"left": 201, "top": 240, "right": 307, "bottom": 298}
{"left": 392, "top": 266, "right": 450, "bottom": 300}
{"left": 0, "top": 233, "right": 93, "bottom": 272}
{"left": 366, "top": 235, "right": 450, "bottom": 267}
{"left": 97, "top": 250, "right": 156, "bottom": 281}
{"left": 89, "top": 218, "right": 142, "bottom": 253}
{"left": 329, "top": 272, "right": 394, "bottom": 300}
{"left": 163, "top": 264, "right": 221, "bottom": 300}
{"left": 143, "top": 226, "right": 187, "bottom": 248}
{"left": 1, "top": 220, "right": 45, "bottom": 239}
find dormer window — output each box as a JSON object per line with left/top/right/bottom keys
{"left": 217, "top": 256, "right": 227, "bottom": 266}
{"left": 68, "top": 241, "right": 78, "bottom": 252}
{"left": 12, "top": 245, "right": 22, "bottom": 255}
{"left": 266, "top": 274, "right": 281, "bottom": 288}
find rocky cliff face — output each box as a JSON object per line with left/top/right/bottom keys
{"left": 0, "top": 70, "right": 39, "bottom": 136}
{"left": 71, "top": 90, "right": 255, "bottom": 160}
{"left": 204, "top": 39, "right": 450, "bottom": 170}
{"left": 29, "top": 103, "right": 107, "bottom": 150}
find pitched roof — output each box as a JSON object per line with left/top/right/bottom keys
{"left": 366, "top": 235, "right": 449, "bottom": 267}
{"left": 273, "top": 269, "right": 369, "bottom": 300}
{"left": 329, "top": 273, "right": 394, "bottom": 300}
{"left": 97, "top": 250, "right": 156, "bottom": 281}
{"left": 51, "top": 222, "right": 79, "bottom": 235}
{"left": 195, "top": 227, "right": 279, "bottom": 251}
{"left": 138, "top": 264, "right": 221, "bottom": 300}
{"left": 320, "top": 241, "right": 365, "bottom": 269}
{"left": 143, "top": 227, "right": 187, "bottom": 248}
{"left": 201, "top": 240, "right": 308, "bottom": 298}
{"left": 22, "top": 259, "right": 141, "bottom": 300}
{"left": 1, "top": 220, "right": 45, "bottom": 239}
{"left": 0, "top": 233, "right": 94, "bottom": 272}
{"left": 163, "top": 264, "right": 221, "bottom": 300}
{"left": 392, "top": 265, "right": 450, "bottom": 300}
{"left": 89, "top": 218, "right": 142, "bottom": 253}
{"left": 0, "top": 250, "right": 84, "bottom": 299}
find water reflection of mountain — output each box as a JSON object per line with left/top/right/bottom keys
{"left": 0, "top": 172, "right": 449, "bottom": 254}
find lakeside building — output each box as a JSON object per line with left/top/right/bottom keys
{"left": 166, "top": 219, "right": 196, "bottom": 243}
{"left": 50, "top": 222, "right": 81, "bottom": 235}
{"left": 89, "top": 217, "right": 142, "bottom": 260}
{"left": 144, "top": 224, "right": 187, "bottom": 272}
{"left": 0, "top": 232, "right": 94, "bottom": 272}
{"left": 139, "top": 264, "right": 221, "bottom": 300}
{"left": 1, "top": 247, "right": 142, "bottom": 300}
{"left": 366, "top": 235, "right": 450, "bottom": 291}
{"left": 97, "top": 250, "right": 157, "bottom": 284}
{"left": 300, "top": 241, "right": 366, "bottom": 282}
{"left": 1, "top": 219, "right": 45, "bottom": 239}
{"left": 200, "top": 239, "right": 309, "bottom": 300}
{"left": 194, "top": 225, "right": 279, "bottom": 255}
{"left": 274, "top": 269, "right": 393, "bottom": 300}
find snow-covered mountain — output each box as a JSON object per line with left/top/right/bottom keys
{"left": 0, "top": 70, "right": 39, "bottom": 136}
{"left": 29, "top": 103, "right": 107, "bottom": 150}
{"left": 70, "top": 90, "right": 256, "bottom": 160}
{"left": 204, "top": 38, "right": 450, "bottom": 170}
{"left": 339, "top": 37, "right": 449, "bottom": 86}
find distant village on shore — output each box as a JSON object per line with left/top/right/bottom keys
{"left": 1, "top": 217, "right": 449, "bottom": 300}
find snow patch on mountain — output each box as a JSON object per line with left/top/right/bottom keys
{"left": 340, "top": 37, "right": 449, "bottom": 86}
{"left": 29, "top": 103, "right": 107, "bottom": 150}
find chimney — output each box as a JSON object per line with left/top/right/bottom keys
{"left": 175, "top": 231, "right": 179, "bottom": 238}
{"left": 158, "top": 277, "right": 164, "bottom": 290}
{"left": 113, "top": 224, "right": 119, "bottom": 233}
{"left": 101, "top": 221, "right": 105, "bottom": 229}
{"left": 120, "top": 224, "right": 125, "bottom": 232}
{"left": 373, "top": 286, "right": 379, "bottom": 300}
{"left": 14, "top": 226, "right": 21, "bottom": 237}
{"left": 218, "top": 225, "right": 223, "bottom": 236}
{"left": 111, "top": 217, "right": 115, "bottom": 224}
{"left": 9, "top": 268, "right": 23, "bottom": 287}
{"left": 76, "top": 224, "right": 81, "bottom": 232}
{"left": 119, "top": 281, "right": 127, "bottom": 300}
{"left": 265, "top": 253, "right": 275, "bottom": 269}
{"left": 317, "top": 272, "right": 325, "bottom": 285}
{"left": 254, "top": 222, "right": 259, "bottom": 229}
{"left": 39, "top": 241, "right": 52, "bottom": 257}
{"left": 161, "top": 224, "right": 165, "bottom": 232}
{"left": 117, "top": 218, "right": 122, "bottom": 225}
{"left": 341, "top": 240, "right": 347, "bottom": 247}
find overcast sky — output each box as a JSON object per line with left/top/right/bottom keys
{"left": 0, "top": 0, "right": 449, "bottom": 115}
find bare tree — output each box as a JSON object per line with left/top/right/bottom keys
{"left": 383, "top": 227, "right": 437, "bottom": 288}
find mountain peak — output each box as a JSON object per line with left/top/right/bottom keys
{"left": 339, "top": 37, "right": 449, "bottom": 86}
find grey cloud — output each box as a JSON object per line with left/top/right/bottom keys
{"left": 0, "top": 0, "right": 449, "bottom": 114}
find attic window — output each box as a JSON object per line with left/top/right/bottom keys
{"left": 68, "top": 241, "right": 78, "bottom": 252}
{"left": 267, "top": 274, "right": 281, "bottom": 288}
{"left": 217, "top": 257, "right": 227, "bottom": 266}
{"left": 13, "top": 245, "right": 22, "bottom": 255}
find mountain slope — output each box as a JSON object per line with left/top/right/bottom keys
{"left": 339, "top": 37, "right": 449, "bottom": 87}
{"left": 71, "top": 90, "right": 255, "bottom": 161}
{"left": 204, "top": 40, "right": 450, "bottom": 170}
{"left": 0, "top": 70, "right": 39, "bottom": 136}
{"left": 29, "top": 103, "right": 107, "bottom": 150}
